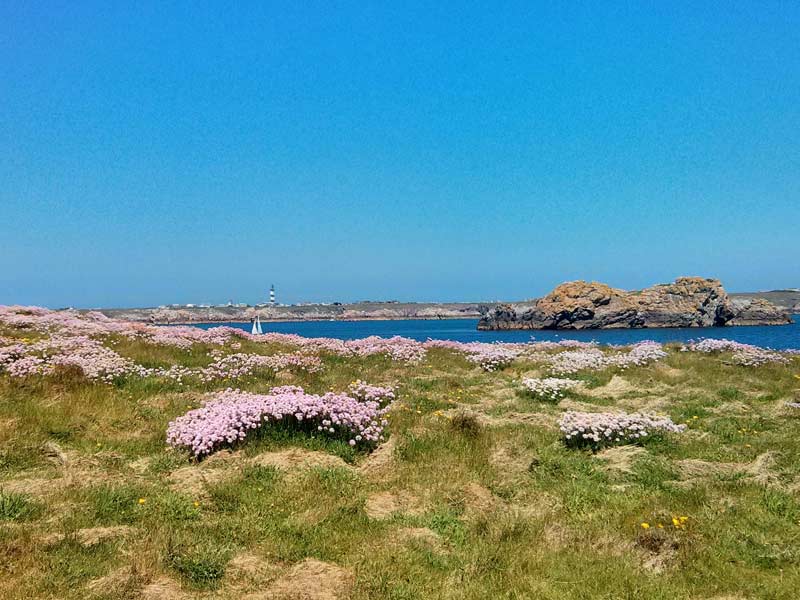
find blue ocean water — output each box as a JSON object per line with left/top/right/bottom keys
{"left": 193, "top": 316, "right": 800, "bottom": 350}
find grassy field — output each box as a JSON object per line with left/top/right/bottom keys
{"left": 1, "top": 324, "right": 799, "bottom": 599}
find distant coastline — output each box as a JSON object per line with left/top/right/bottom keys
{"left": 166, "top": 316, "right": 482, "bottom": 325}
{"left": 83, "top": 289, "right": 800, "bottom": 325}
{"left": 89, "top": 302, "right": 520, "bottom": 325}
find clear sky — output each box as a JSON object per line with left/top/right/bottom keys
{"left": 2, "top": 2, "right": 799, "bottom": 308}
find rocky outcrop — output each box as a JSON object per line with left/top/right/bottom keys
{"left": 730, "top": 290, "right": 800, "bottom": 313}
{"left": 478, "top": 278, "right": 793, "bottom": 330}
{"left": 728, "top": 298, "right": 794, "bottom": 326}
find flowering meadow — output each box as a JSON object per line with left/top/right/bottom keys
{"left": 1, "top": 305, "right": 800, "bottom": 598}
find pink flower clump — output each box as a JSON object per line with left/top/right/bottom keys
{"left": 423, "top": 339, "right": 525, "bottom": 371}
{"left": 548, "top": 341, "right": 666, "bottom": 375}
{"left": 197, "top": 351, "right": 322, "bottom": 382}
{"left": 348, "top": 380, "right": 396, "bottom": 403}
{"left": 145, "top": 326, "right": 232, "bottom": 349}
{"left": 687, "top": 338, "right": 750, "bottom": 353}
{"left": 731, "top": 347, "right": 789, "bottom": 367}
{"left": 0, "top": 334, "right": 146, "bottom": 382}
{"left": 548, "top": 349, "right": 608, "bottom": 374}
{"left": 686, "top": 338, "right": 789, "bottom": 366}
{"left": 464, "top": 346, "right": 521, "bottom": 371}
{"left": 522, "top": 377, "right": 580, "bottom": 401}
{"left": 166, "top": 385, "right": 394, "bottom": 457}
{"left": 242, "top": 332, "right": 428, "bottom": 363}
{"left": 559, "top": 410, "right": 686, "bottom": 448}
{"left": 346, "top": 336, "right": 427, "bottom": 362}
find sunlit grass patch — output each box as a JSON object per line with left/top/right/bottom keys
{"left": 207, "top": 465, "right": 283, "bottom": 514}
{"left": 85, "top": 483, "right": 152, "bottom": 525}
{"left": 166, "top": 536, "right": 231, "bottom": 589}
{"left": 0, "top": 490, "right": 41, "bottom": 521}
{"left": 40, "top": 537, "right": 119, "bottom": 594}
{"left": 718, "top": 386, "right": 744, "bottom": 401}
{"left": 424, "top": 506, "right": 468, "bottom": 546}
{"left": 0, "top": 446, "right": 47, "bottom": 474}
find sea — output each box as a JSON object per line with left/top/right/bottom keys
{"left": 191, "top": 316, "right": 800, "bottom": 350}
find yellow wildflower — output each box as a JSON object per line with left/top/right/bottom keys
{"left": 138, "top": 498, "right": 146, "bottom": 505}
{"left": 640, "top": 522, "right": 650, "bottom": 529}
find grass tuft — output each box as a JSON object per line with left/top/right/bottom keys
{"left": 0, "top": 490, "right": 41, "bottom": 521}
{"left": 166, "top": 538, "right": 231, "bottom": 589}
{"left": 448, "top": 412, "right": 483, "bottom": 438}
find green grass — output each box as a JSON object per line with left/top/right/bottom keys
{"left": 0, "top": 490, "right": 41, "bottom": 521}
{"left": 166, "top": 537, "right": 231, "bottom": 589}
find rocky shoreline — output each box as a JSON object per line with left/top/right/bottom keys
{"left": 478, "top": 278, "right": 794, "bottom": 330}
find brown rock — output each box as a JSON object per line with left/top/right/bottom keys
{"left": 478, "top": 277, "right": 791, "bottom": 330}
{"left": 728, "top": 297, "right": 794, "bottom": 326}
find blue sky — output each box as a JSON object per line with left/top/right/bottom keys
{"left": 2, "top": 2, "right": 799, "bottom": 308}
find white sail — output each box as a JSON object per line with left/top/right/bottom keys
{"left": 251, "top": 316, "right": 259, "bottom": 335}
{"left": 256, "top": 315, "right": 263, "bottom": 335}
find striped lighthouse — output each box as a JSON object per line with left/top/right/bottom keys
{"left": 269, "top": 284, "right": 276, "bottom": 305}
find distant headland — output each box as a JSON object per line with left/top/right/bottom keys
{"left": 478, "top": 277, "right": 795, "bottom": 330}
{"left": 90, "top": 300, "right": 498, "bottom": 324}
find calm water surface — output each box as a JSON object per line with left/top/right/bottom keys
{"left": 193, "top": 316, "right": 800, "bottom": 350}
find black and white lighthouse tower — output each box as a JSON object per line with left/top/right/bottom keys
{"left": 269, "top": 284, "right": 276, "bottom": 306}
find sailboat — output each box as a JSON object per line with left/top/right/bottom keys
{"left": 251, "top": 315, "right": 263, "bottom": 335}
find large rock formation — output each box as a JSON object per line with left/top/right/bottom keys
{"left": 477, "top": 277, "right": 793, "bottom": 330}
